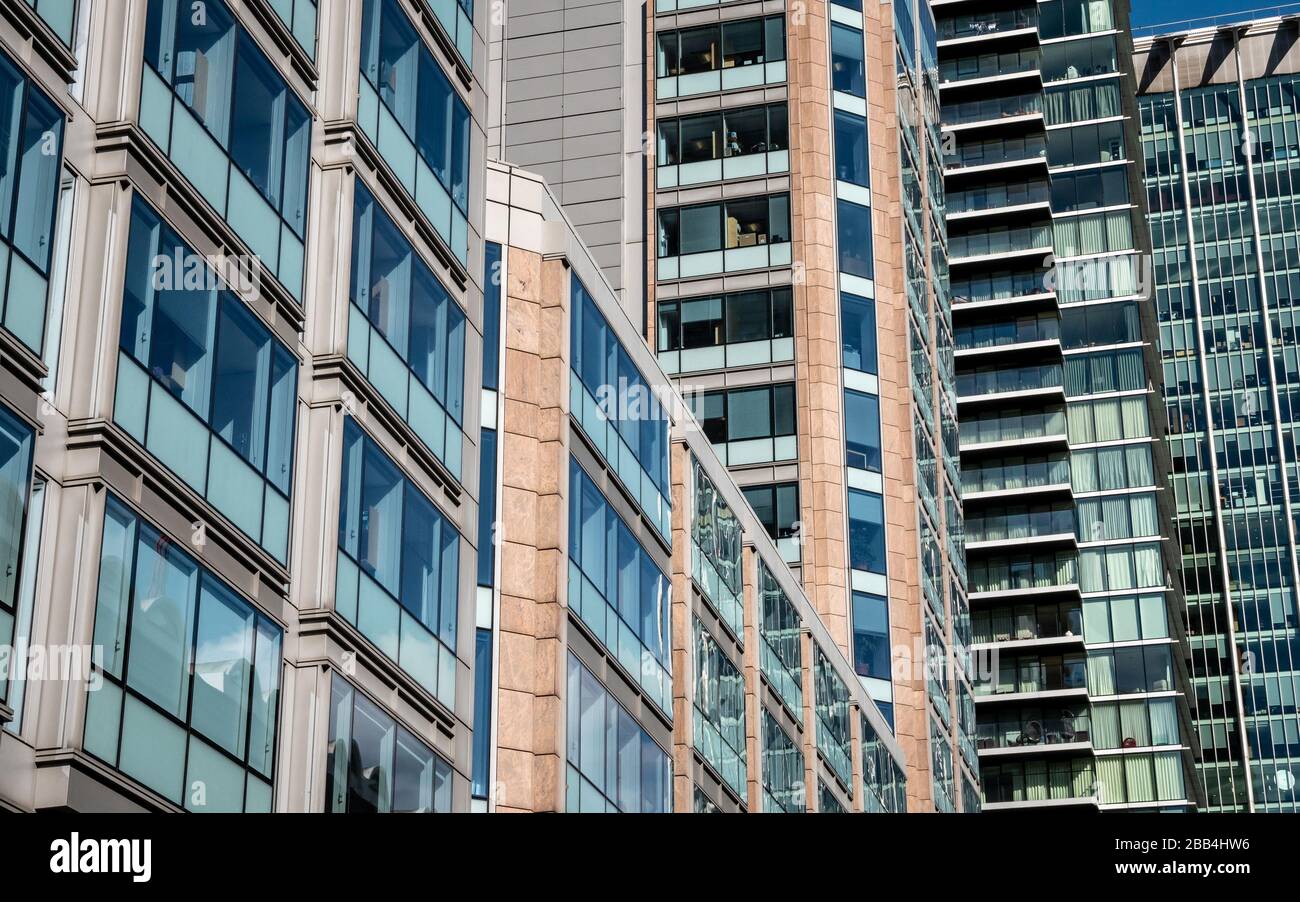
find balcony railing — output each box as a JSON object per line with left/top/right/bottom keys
{"left": 955, "top": 314, "right": 1060, "bottom": 353}
{"left": 957, "top": 363, "right": 1063, "bottom": 400}
{"left": 958, "top": 408, "right": 1068, "bottom": 448}
{"left": 953, "top": 271, "right": 1052, "bottom": 306}
{"left": 938, "top": 9, "right": 1038, "bottom": 41}
{"left": 962, "top": 455, "right": 1071, "bottom": 497}
{"left": 949, "top": 182, "right": 1051, "bottom": 215}
{"left": 967, "top": 507, "right": 1075, "bottom": 545}
{"left": 940, "top": 49, "right": 1039, "bottom": 84}
{"left": 946, "top": 137, "right": 1047, "bottom": 171}
{"left": 950, "top": 225, "right": 1052, "bottom": 260}
{"left": 972, "top": 602, "right": 1083, "bottom": 645}
{"left": 945, "top": 94, "right": 1043, "bottom": 127}
{"left": 977, "top": 713, "right": 1091, "bottom": 751}
{"left": 969, "top": 551, "right": 1078, "bottom": 598}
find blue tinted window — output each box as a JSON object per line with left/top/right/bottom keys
{"left": 265, "top": 0, "right": 318, "bottom": 60}
{"left": 566, "top": 652, "right": 672, "bottom": 812}
{"left": 693, "top": 619, "right": 747, "bottom": 796}
{"left": 852, "top": 590, "right": 890, "bottom": 680}
{"left": 837, "top": 199, "right": 874, "bottom": 279}
{"left": 141, "top": 0, "right": 310, "bottom": 297}
{"left": 849, "top": 489, "right": 886, "bottom": 573}
{"left": 570, "top": 276, "right": 672, "bottom": 536}
{"left": 845, "top": 390, "right": 882, "bottom": 472}
{"left": 360, "top": 0, "right": 471, "bottom": 213}
{"left": 229, "top": 33, "right": 312, "bottom": 235}
{"left": 326, "top": 674, "right": 453, "bottom": 812}
{"left": 116, "top": 197, "right": 298, "bottom": 561}
{"left": 477, "top": 428, "right": 497, "bottom": 587}
{"left": 568, "top": 459, "right": 670, "bottom": 666}
{"left": 23, "top": 0, "right": 77, "bottom": 47}
{"left": 0, "top": 49, "right": 65, "bottom": 353}
{"left": 0, "top": 402, "right": 34, "bottom": 703}
{"left": 482, "top": 242, "right": 502, "bottom": 390}
{"left": 471, "top": 628, "right": 492, "bottom": 798}
{"left": 813, "top": 645, "right": 853, "bottom": 785}
{"left": 834, "top": 109, "right": 870, "bottom": 187}
{"left": 337, "top": 419, "right": 461, "bottom": 703}
{"left": 84, "top": 496, "right": 282, "bottom": 810}
{"left": 831, "top": 24, "right": 866, "bottom": 97}
{"left": 842, "top": 292, "right": 877, "bottom": 373}
{"left": 349, "top": 182, "right": 467, "bottom": 475}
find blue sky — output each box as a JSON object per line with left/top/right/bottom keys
{"left": 1130, "top": 0, "right": 1295, "bottom": 29}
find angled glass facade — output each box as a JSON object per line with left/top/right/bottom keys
{"left": 1140, "top": 28, "right": 1300, "bottom": 812}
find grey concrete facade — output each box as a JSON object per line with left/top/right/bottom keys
{"left": 491, "top": 0, "right": 647, "bottom": 323}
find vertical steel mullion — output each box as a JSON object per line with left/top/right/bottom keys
{"left": 1232, "top": 26, "right": 1300, "bottom": 628}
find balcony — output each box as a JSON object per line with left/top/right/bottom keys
{"left": 944, "top": 137, "right": 1047, "bottom": 178}
{"left": 969, "top": 581, "right": 1082, "bottom": 607}
{"left": 977, "top": 665, "right": 1086, "bottom": 707}
{"left": 955, "top": 322, "right": 1061, "bottom": 371}
{"left": 954, "top": 313, "right": 1059, "bottom": 347}
{"left": 966, "top": 532, "right": 1076, "bottom": 555}
{"left": 949, "top": 225, "right": 1053, "bottom": 267}
{"left": 958, "top": 408, "right": 1069, "bottom": 456}
{"left": 937, "top": 9, "right": 1039, "bottom": 48}
{"left": 947, "top": 182, "right": 1052, "bottom": 222}
{"left": 951, "top": 269, "right": 1055, "bottom": 313}
{"left": 939, "top": 49, "right": 1040, "bottom": 92}
{"left": 968, "top": 552, "right": 1080, "bottom": 606}
{"left": 967, "top": 505, "right": 1076, "bottom": 554}
{"left": 982, "top": 795, "right": 1100, "bottom": 811}
{"left": 971, "top": 596, "right": 1084, "bottom": 647}
{"left": 943, "top": 96, "right": 1044, "bottom": 133}
{"left": 962, "top": 449, "right": 1068, "bottom": 492}
{"left": 956, "top": 363, "right": 1065, "bottom": 408}
{"left": 977, "top": 714, "right": 1093, "bottom": 757}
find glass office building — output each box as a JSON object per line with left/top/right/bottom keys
{"left": 936, "top": 0, "right": 1198, "bottom": 808}
{"left": 1137, "top": 13, "right": 1300, "bottom": 812}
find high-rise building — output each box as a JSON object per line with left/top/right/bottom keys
{"left": 0, "top": 0, "right": 914, "bottom": 814}
{"left": 486, "top": 0, "right": 979, "bottom": 810}
{"left": 933, "top": 0, "right": 1199, "bottom": 809}
{"left": 1136, "top": 12, "right": 1300, "bottom": 813}
{"left": 482, "top": 159, "right": 906, "bottom": 812}
{"left": 637, "top": 0, "right": 976, "bottom": 809}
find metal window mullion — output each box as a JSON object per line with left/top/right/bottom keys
{"left": 1233, "top": 29, "right": 1300, "bottom": 632}
{"left": 1168, "top": 40, "right": 1255, "bottom": 812}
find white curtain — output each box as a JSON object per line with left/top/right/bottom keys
{"left": 1126, "top": 445, "right": 1154, "bottom": 485}
{"left": 1150, "top": 699, "right": 1179, "bottom": 746}
{"left": 1079, "top": 550, "right": 1106, "bottom": 593}
{"left": 1155, "top": 752, "right": 1185, "bottom": 801}
{"left": 1096, "top": 756, "right": 1124, "bottom": 804}
{"left": 1107, "top": 546, "right": 1136, "bottom": 590}
{"left": 1121, "top": 700, "right": 1151, "bottom": 746}
{"left": 1125, "top": 756, "right": 1156, "bottom": 803}
{"left": 1093, "top": 704, "right": 1120, "bottom": 749}
{"left": 1072, "top": 452, "right": 1098, "bottom": 492}
{"left": 1088, "top": 652, "right": 1117, "bottom": 696}
{"left": 1135, "top": 544, "right": 1164, "bottom": 587}
{"left": 1131, "top": 495, "right": 1159, "bottom": 538}
{"left": 1095, "top": 447, "right": 1126, "bottom": 490}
